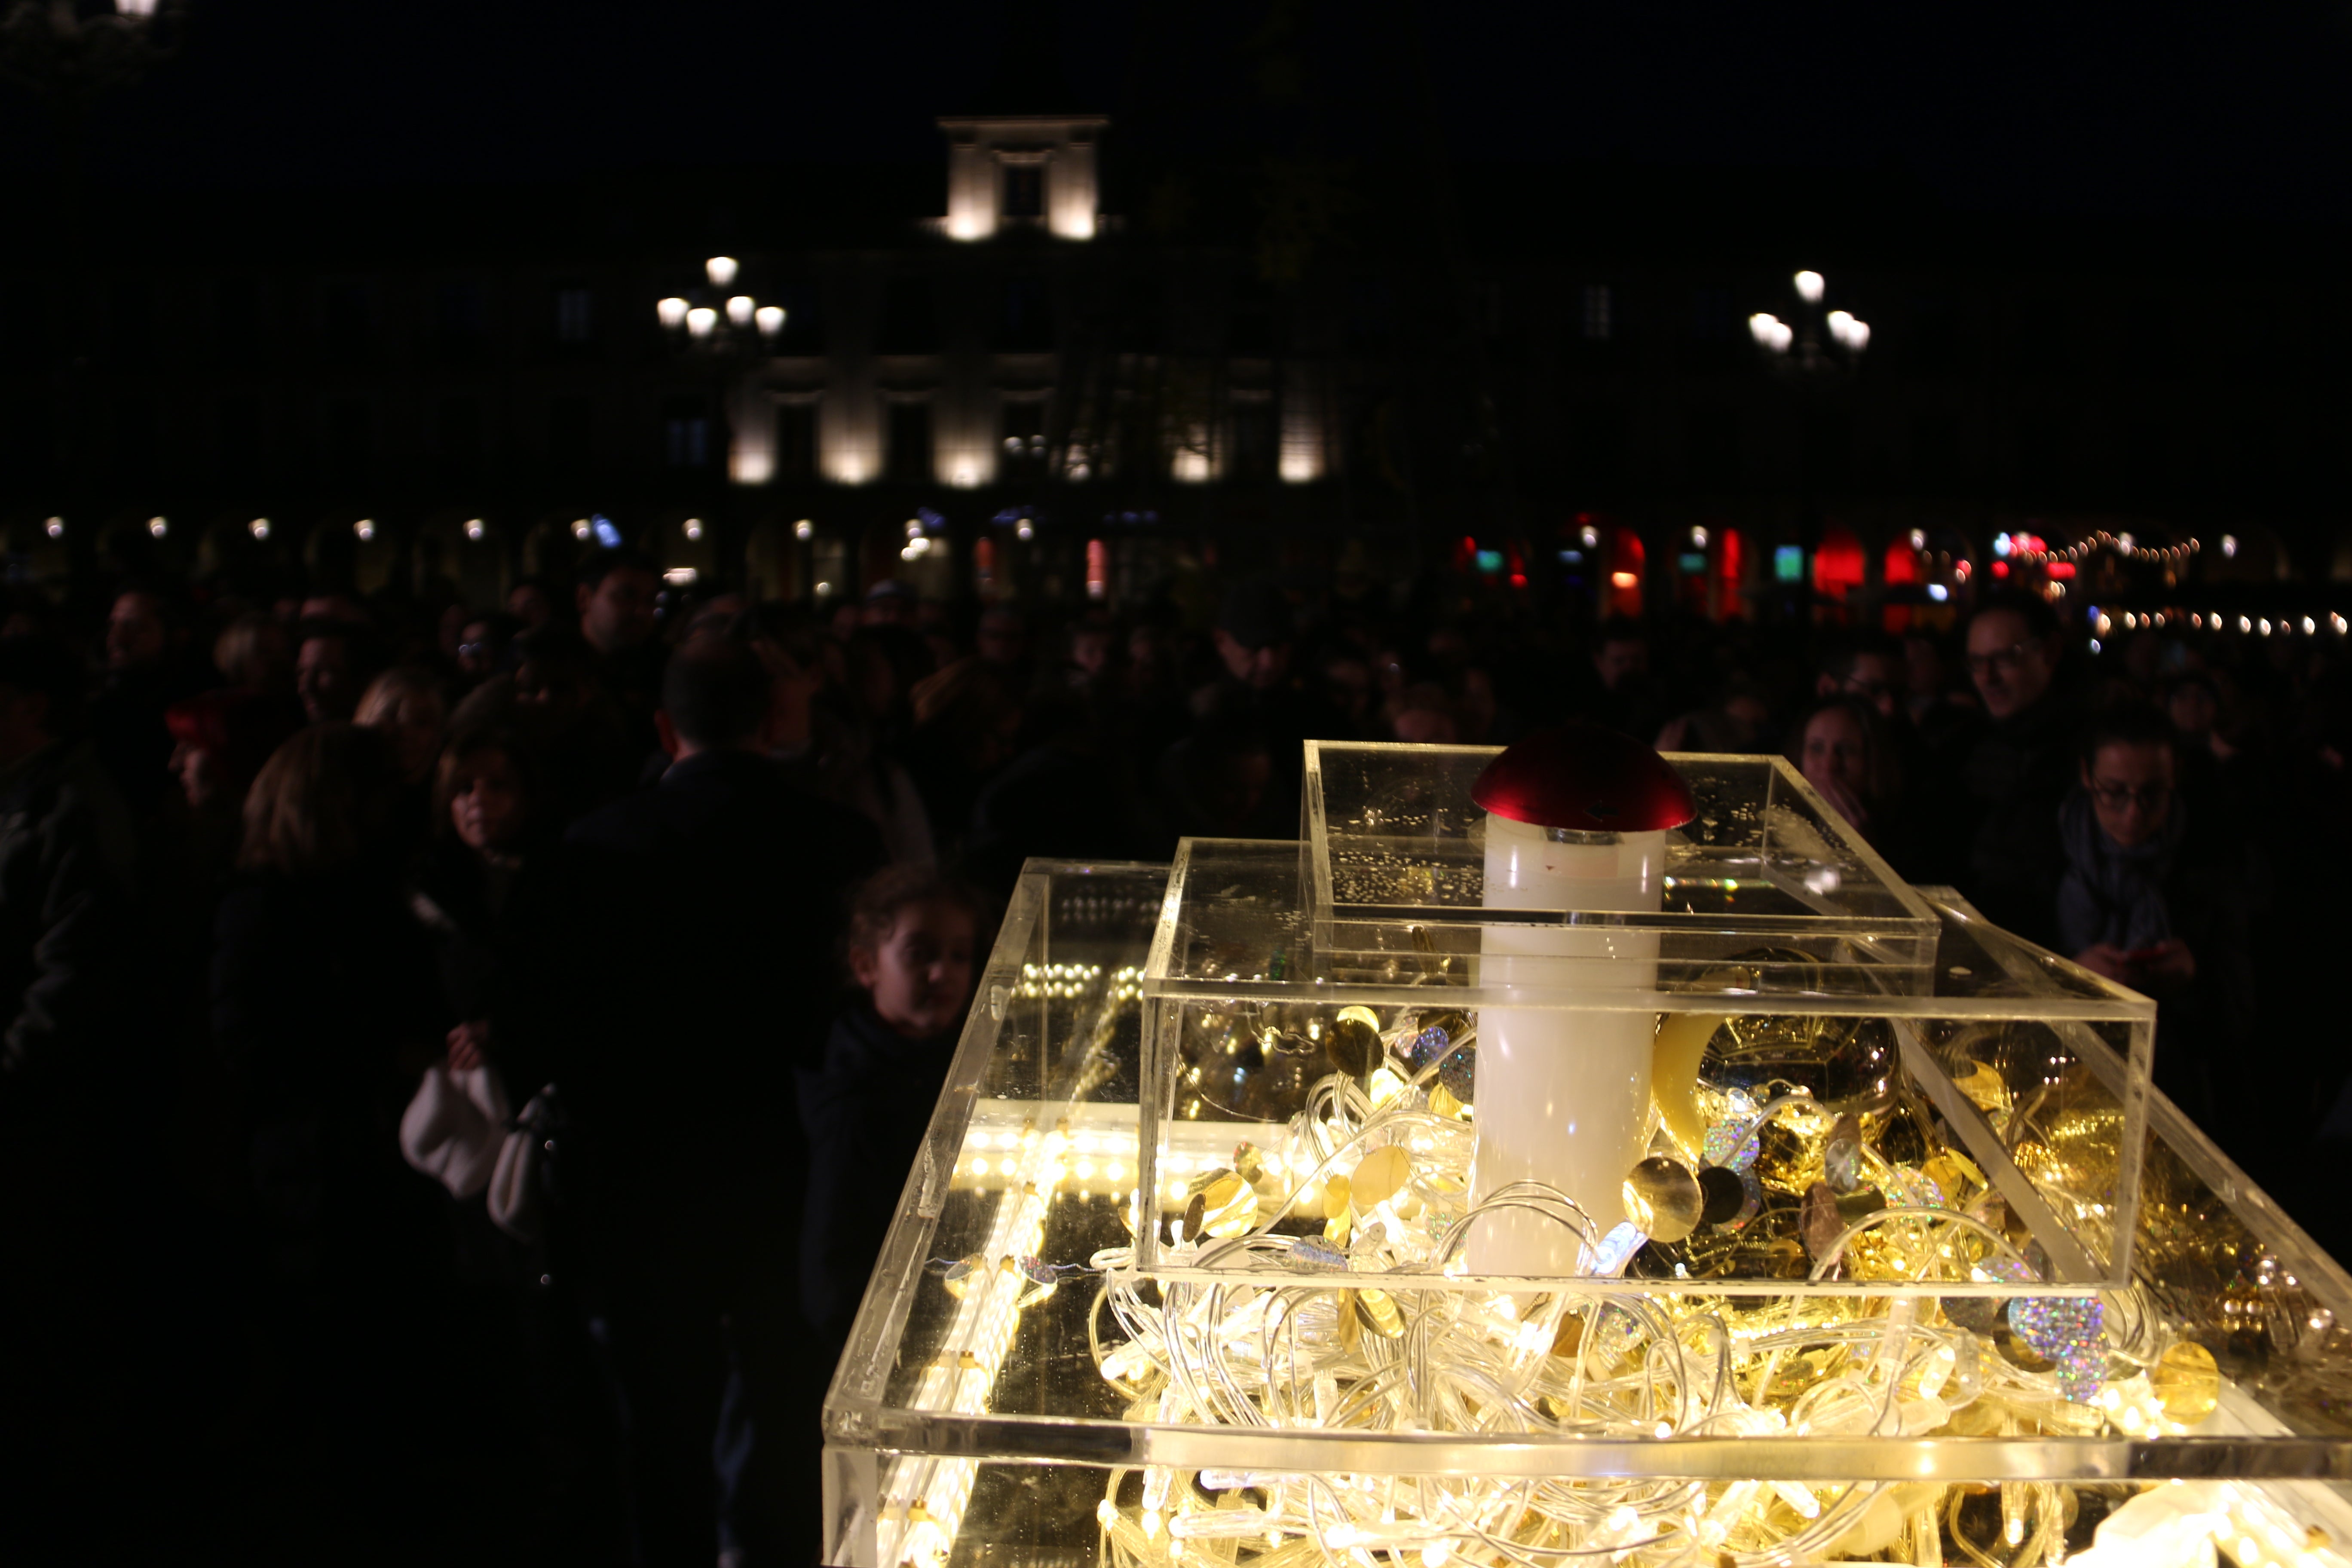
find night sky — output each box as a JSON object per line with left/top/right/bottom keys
{"left": 0, "top": 0, "right": 2346, "bottom": 223}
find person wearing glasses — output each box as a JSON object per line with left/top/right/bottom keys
{"left": 1956, "top": 590, "right": 2077, "bottom": 943}
{"left": 2057, "top": 705, "right": 2261, "bottom": 1125}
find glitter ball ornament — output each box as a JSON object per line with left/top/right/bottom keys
{"left": 1704, "top": 1113, "right": 1762, "bottom": 1172}
{"left": 2007, "top": 1295, "right": 2107, "bottom": 1403}
{"left": 1438, "top": 1045, "right": 1476, "bottom": 1102}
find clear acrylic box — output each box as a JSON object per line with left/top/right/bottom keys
{"left": 1135, "top": 836, "right": 2152, "bottom": 1296}
{"left": 820, "top": 748, "right": 2352, "bottom": 1568}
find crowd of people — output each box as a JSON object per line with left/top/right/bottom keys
{"left": 3, "top": 545, "right": 2345, "bottom": 1562}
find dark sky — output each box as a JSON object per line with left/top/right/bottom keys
{"left": 7, "top": 0, "right": 2348, "bottom": 223}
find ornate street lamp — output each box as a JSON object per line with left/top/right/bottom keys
{"left": 1748, "top": 270, "right": 1873, "bottom": 622}
{"left": 655, "top": 256, "right": 787, "bottom": 353}
{"left": 1748, "top": 269, "right": 1871, "bottom": 374}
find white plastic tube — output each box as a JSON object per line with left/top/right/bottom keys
{"left": 1467, "top": 816, "right": 1663, "bottom": 1275}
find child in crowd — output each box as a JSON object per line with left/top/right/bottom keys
{"left": 798, "top": 867, "right": 987, "bottom": 1341}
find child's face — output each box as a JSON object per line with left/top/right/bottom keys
{"left": 853, "top": 900, "right": 978, "bottom": 1039}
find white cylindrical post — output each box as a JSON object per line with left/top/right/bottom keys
{"left": 1467, "top": 816, "right": 1664, "bottom": 1275}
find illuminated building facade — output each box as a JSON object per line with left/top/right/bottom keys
{"left": 0, "top": 111, "right": 2339, "bottom": 622}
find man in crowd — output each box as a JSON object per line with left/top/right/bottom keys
{"left": 564, "top": 635, "right": 883, "bottom": 1564}
{"left": 1590, "top": 617, "right": 1667, "bottom": 740}
{"left": 575, "top": 547, "right": 667, "bottom": 746}
{"left": 2056, "top": 705, "right": 2262, "bottom": 1129}
{"left": 1193, "top": 578, "right": 1347, "bottom": 836}
{"left": 1817, "top": 633, "right": 1905, "bottom": 723}
{"left": 293, "top": 619, "right": 381, "bottom": 725}
{"left": 90, "top": 582, "right": 213, "bottom": 816}
{"left": 1958, "top": 590, "right": 2076, "bottom": 944}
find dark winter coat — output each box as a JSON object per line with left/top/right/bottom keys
{"left": 796, "top": 1001, "right": 961, "bottom": 1336}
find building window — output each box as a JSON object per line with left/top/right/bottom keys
{"left": 997, "top": 276, "right": 1052, "bottom": 353}
{"left": 663, "top": 396, "right": 712, "bottom": 469}
{"left": 767, "top": 282, "right": 822, "bottom": 353}
{"left": 554, "top": 287, "right": 593, "bottom": 345}
{"left": 877, "top": 278, "right": 938, "bottom": 354}
{"left": 551, "top": 398, "right": 592, "bottom": 467}
{"left": 1581, "top": 284, "right": 1614, "bottom": 342}
{"left": 1003, "top": 161, "right": 1044, "bottom": 220}
{"left": 886, "top": 401, "right": 934, "bottom": 483}
{"left": 778, "top": 403, "right": 818, "bottom": 482}
{"left": 1231, "top": 395, "right": 1275, "bottom": 481}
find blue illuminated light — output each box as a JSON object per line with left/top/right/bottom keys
{"left": 1473, "top": 549, "right": 1504, "bottom": 574}
{"left": 1773, "top": 545, "right": 1805, "bottom": 584}
{"left": 591, "top": 514, "right": 623, "bottom": 549}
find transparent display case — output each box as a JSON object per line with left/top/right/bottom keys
{"left": 822, "top": 745, "right": 2352, "bottom": 1568}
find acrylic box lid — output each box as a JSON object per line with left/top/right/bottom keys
{"left": 1300, "top": 742, "right": 1942, "bottom": 997}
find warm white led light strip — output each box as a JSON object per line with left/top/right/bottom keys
{"left": 877, "top": 963, "right": 1144, "bottom": 1567}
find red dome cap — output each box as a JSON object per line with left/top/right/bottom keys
{"left": 1470, "top": 723, "right": 1697, "bottom": 833}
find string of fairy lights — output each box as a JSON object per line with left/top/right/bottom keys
{"left": 1997, "top": 529, "right": 2205, "bottom": 569}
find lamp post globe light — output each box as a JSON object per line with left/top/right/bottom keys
{"left": 1749, "top": 269, "right": 1871, "bottom": 375}
{"left": 655, "top": 256, "right": 787, "bottom": 353}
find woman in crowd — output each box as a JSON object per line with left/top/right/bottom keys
{"left": 356, "top": 665, "right": 450, "bottom": 849}
{"left": 164, "top": 689, "right": 297, "bottom": 885}
{"left": 405, "top": 724, "right": 611, "bottom": 1553}
{"left": 410, "top": 726, "right": 574, "bottom": 1101}
{"left": 1787, "top": 695, "right": 1916, "bottom": 874}
{"left": 212, "top": 723, "right": 451, "bottom": 1513}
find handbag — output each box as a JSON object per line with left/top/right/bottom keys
{"left": 486, "top": 1086, "right": 559, "bottom": 1244}
{"left": 398, "top": 1063, "right": 510, "bottom": 1200}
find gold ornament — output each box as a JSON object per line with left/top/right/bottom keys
{"left": 1652, "top": 1014, "right": 1718, "bottom": 1157}
{"left": 1184, "top": 1170, "right": 1259, "bottom": 1238}
{"left": 1623, "top": 1156, "right": 1705, "bottom": 1243}
{"left": 1353, "top": 1287, "right": 1406, "bottom": 1339}
{"left": 2151, "top": 1340, "right": 2220, "bottom": 1426}
{"left": 1350, "top": 1145, "right": 1412, "bottom": 1211}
